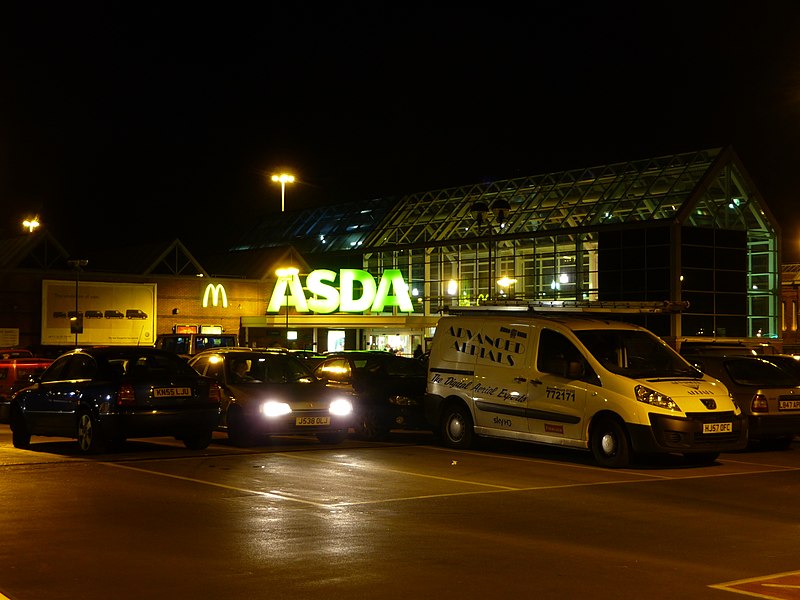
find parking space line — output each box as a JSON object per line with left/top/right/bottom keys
{"left": 278, "top": 451, "right": 520, "bottom": 489}
{"left": 710, "top": 569, "right": 800, "bottom": 598}
{"left": 101, "top": 461, "right": 334, "bottom": 508}
{"left": 100, "top": 448, "right": 800, "bottom": 511}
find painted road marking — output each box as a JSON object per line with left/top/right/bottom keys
{"left": 711, "top": 570, "right": 800, "bottom": 599}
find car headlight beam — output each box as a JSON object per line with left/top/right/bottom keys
{"left": 260, "top": 401, "right": 292, "bottom": 417}
{"left": 329, "top": 398, "right": 353, "bottom": 416}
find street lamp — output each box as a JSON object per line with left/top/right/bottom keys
{"left": 276, "top": 266, "right": 299, "bottom": 346}
{"left": 271, "top": 173, "right": 295, "bottom": 212}
{"left": 22, "top": 217, "right": 40, "bottom": 233}
{"left": 67, "top": 259, "right": 88, "bottom": 347}
{"left": 471, "top": 199, "right": 511, "bottom": 302}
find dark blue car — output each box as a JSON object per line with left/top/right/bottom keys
{"left": 9, "top": 346, "right": 221, "bottom": 453}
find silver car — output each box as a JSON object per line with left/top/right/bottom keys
{"left": 188, "top": 348, "right": 354, "bottom": 446}
{"left": 684, "top": 354, "right": 800, "bottom": 449}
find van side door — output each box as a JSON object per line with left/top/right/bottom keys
{"left": 528, "top": 328, "right": 594, "bottom": 440}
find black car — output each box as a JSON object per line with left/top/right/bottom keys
{"left": 9, "top": 346, "right": 221, "bottom": 453}
{"left": 313, "top": 351, "right": 429, "bottom": 441}
{"left": 188, "top": 348, "right": 354, "bottom": 446}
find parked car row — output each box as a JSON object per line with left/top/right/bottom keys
{"left": 4, "top": 337, "right": 798, "bottom": 461}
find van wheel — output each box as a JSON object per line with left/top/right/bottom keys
{"left": 590, "top": 417, "right": 630, "bottom": 468}
{"left": 440, "top": 403, "right": 475, "bottom": 449}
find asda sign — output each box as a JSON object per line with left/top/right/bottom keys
{"left": 267, "top": 268, "right": 413, "bottom": 314}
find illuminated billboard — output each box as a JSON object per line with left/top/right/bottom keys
{"left": 41, "top": 280, "right": 156, "bottom": 346}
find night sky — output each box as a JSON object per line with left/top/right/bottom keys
{"left": 3, "top": 2, "right": 800, "bottom": 260}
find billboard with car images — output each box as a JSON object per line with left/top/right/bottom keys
{"left": 41, "top": 280, "right": 156, "bottom": 346}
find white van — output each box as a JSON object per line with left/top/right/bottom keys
{"left": 424, "top": 309, "right": 748, "bottom": 467}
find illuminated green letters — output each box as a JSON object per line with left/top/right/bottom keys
{"left": 267, "top": 269, "right": 413, "bottom": 314}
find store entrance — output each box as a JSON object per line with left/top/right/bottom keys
{"left": 365, "top": 331, "right": 425, "bottom": 358}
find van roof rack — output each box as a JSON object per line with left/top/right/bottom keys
{"left": 440, "top": 300, "right": 689, "bottom": 315}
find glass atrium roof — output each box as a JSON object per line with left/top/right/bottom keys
{"left": 235, "top": 146, "right": 774, "bottom": 255}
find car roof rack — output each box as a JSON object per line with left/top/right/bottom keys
{"left": 439, "top": 299, "right": 689, "bottom": 315}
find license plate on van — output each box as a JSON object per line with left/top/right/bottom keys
{"left": 703, "top": 422, "right": 732, "bottom": 434}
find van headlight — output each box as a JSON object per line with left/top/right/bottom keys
{"left": 634, "top": 385, "right": 681, "bottom": 411}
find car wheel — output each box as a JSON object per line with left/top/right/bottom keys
{"left": 10, "top": 408, "right": 31, "bottom": 449}
{"left": 354, "top": 406, "right": 391, "bottom": 441}
{"left": 590, "top": 416, "right": 631, "bottom": 468}
{"left": 317, "top": 431, "right": 347, "bottom": 444}
{"left": 227, "top": 407, "right": 255, "bottom": 447}
{"left": 76, "top": 410, "right": 106, "bottom": 454}
{"left": 683, "top": 451, "right": 720, "bottom": 465}
{"left": 440, "top": 402, "right": 475, "bottom": 449}
{"left": 183, "top": 429, "right": 213, "bottom": 450}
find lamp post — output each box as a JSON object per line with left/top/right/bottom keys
{"left": 271, "top": 173, "right": 295, "bottom": 212}
{"left": 67, "top": 259, "right": 88, "bottom": 347}
{"left": 471, "top": 199, "right": 510, "bottom": 302}
{"left": 276, "top": 267, "right": 299, "bottom": 346}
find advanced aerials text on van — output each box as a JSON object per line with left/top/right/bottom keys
{"left": 424, "top": 307, "right": 748, "bottom": 468}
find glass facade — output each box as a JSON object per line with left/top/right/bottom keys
{"left": 238, "top": 147, "right": 779, "bottom": 344}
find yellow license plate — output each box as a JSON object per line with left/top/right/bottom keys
{"left": 778, "top": 400, "right": 800, "bottom": 410}
{"left": 153, "top": 387, "right": 192, "bottom": 397}
{"left": 296, "top": 416, "right": 330, "bottom": 426}
{"left": 703, "top": 422, "right": 732, "bottom": 433}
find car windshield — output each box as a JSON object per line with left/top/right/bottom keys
{"left": 724, "top": 358, "right": 800, "bottom": 387}
{"left": 231, "top": 354, "right": 316, "bottom": 384}
{"left": 575, "top": 329, "right": 701, "bottom": 378}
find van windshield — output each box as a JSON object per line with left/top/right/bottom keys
{"left": 575, "top": 330, "right": 701, "bottom": 378}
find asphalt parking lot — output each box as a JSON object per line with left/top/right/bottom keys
{"left": 1, "top": 428, "right": 799, "bottom": 600}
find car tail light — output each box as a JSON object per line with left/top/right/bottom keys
{"left": 208, "top": 382, "right": 222, "bottom": 403}
{"left": 750, "top": 394, "right": 768, "bottom": 413}
{"left": 117, "top": 383, "right": 136, "bottom": 406}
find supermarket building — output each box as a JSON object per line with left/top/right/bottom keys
{"left": 1, "top": 146, "right": 793, "bottom": 355}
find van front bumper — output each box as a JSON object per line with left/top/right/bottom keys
{"left": 629, "top": 412, "right": 748, "bottom": 453}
